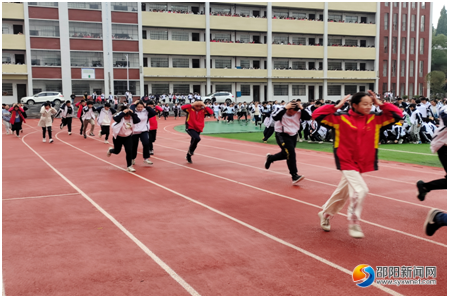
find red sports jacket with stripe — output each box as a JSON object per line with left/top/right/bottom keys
{"left": 181, "top": 104, "right": 213, "bottom": 132}
{"left": 312, "top": 103, "right": 403, "bottom": 173}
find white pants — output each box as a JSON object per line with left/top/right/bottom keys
{"left": 322, "top": 170, "right": 369, "bottom": 223}
{"left": 3, "top": 120, "right": 11, "bottom": 132}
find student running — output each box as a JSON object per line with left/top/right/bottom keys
{"left": 130, "top": 100, "right": 157, "bottom": 165}
{"left": 38, "top": 102, "right": 57, "bottom": 143}
{"left": 95, "top": 103, "right": 116, "bottom": 144}
{"left": 56, "top": 100, "right": 75, "bottom": 135}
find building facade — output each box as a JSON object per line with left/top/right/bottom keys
{"left": 2, "top": 2, "right": 431, "bottom": 104}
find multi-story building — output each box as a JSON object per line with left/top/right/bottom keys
{"left": 378, "top": 2, "right": 432, "bottom": 98}
{"left": 2, "top": 2, "right": 431, "bottom": 105}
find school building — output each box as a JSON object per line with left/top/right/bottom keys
{"left": 2, "top": 2, "right": 432, "bottom": 104}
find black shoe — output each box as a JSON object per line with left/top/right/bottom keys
{"left": 84, "top": 134, "right": 87, "bottom": 139}
{"left": 292, "top": 175, "right": 305, "bottom": 184}
{"left": 60, "top": 123, "right": 63, "bottom": 129}
{"left": 265, "top": 154, "right": 273, "bottom": 170}
{"left": 417, "top": 180, "right": 428, "bottom": 201}
{"left": 424, "top": 209, "right": 445, "bottom": 236}
{"left": 186, "top": 153, "right": 192, "bottom": 164}
{"left": 80, "top": 131, "right": 83, "bottom": 135}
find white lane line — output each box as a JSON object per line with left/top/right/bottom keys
{"left": 2, "top": 273, "right": 5, "bottom": 296}
{"left": 3, "top": 193, "right": 80, "bottom": 201}
{"left": 20, "top": 132, "right": 200, "bottom": 296}
{"left": 378, "top": 148, "right": 436, "bottom": 156}
{"left": 164, "top": 123, "right": 442, "bottom": 175}
{"left": 55, "top": 132, "right": 402, "bottom": 296}
{"left": 154, "top": 142, "right": 443, "bottom": 210}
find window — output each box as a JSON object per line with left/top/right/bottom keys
{"left": 148, "top": 3, "right": 167, "bottom": 11}
{"left": 239, "top": 35, "right": 250, "bottom": 43}
{"left": 393, "top": 14, "right": 398, "bottom": 30}
{"left": 241, "top": 85, "right": 250, "bottom": 96}
{"left": 402, "top": 14, "right": 406, "bottom": 31}
{"left": 71, "top": 51, "right": 103, "bottom": 67}
{"left": 419, "top": 61, "right": 423, "bottom": 77}
{"left": 421, "top": 2, "right": 425, "bottom": 9}
{"left": 392, "top": 37, "right": 397, "bottom": 54}
{"left": 384, "top": 13, "right": 389, "bottom": 30}
{"left": 172, "top": 31, "right": 189, "bottom": 41}
{"left": 273, "top": 35, "right": 288, "bottom": 44}
{"left": 382, "top": 83, "right": 387, "bottom": 93}
{"left": 31, "top": 50, "right": 61, "bottom": 66}
{"left": 412, "top": 3, "right": 416, "bottom": 9}
{"left": 345, "top": 39, "right": 358, "bottom": 46}
{"left": 400, "top": 60, "right": 405, "bottom": 77}
{"left": 328, "top": 85, "right": 341, "bottom": 96}
{"left": 71, "top": 82, "right": 89, "bottom": 95}
{"left": 152, "top": 84, "right": 169, "bottom": 94}
{"left": 344, "top": 85, "right": 357, "bottom": 95}
{"left": 400, "top": 83, "right": 405, "bottom": 96}
{"left": 401, "top": 37, "right": 406, "bottom": 54}
{"left": 292, "top": 61, "right": 306, "bottom": 70}
{"left": 114, "top": 81, "right": 139, "bottom": 95}
{"left": 68, "top": 2, "right": 102, "bottom": 10}
{"left": 419, "top": 83, "right": 423, "bottom": 95}
{"left": 112, "top": 24, "right": 138, "bottom": 40}
{"left": 2, "top": 24, "right": 10, "bottom": 34}
{"left": 274, "top": 85, "right": 288, "bottom": 96}
{"left": 214, "top": 33, "right": 231, "bottom": 41}
{"left": 151, "top": 57, "right": 169, "bottom": 68}
{"left": 328, "top": 38, "right": 342, "bottom": 46}
{"left": 420, "top": 15, "right": 425, "bottom": 31}
{"left": 171, "top": 4, "right": 189, "bottom": 12}
{"left": 2, "top": 83, "right": 13, "bottom": 96}
{"left": 420, "top": 38, "right": 424, "bottom": 54}
{"left": 410, "top": 38, "right": 415, "bottom": 54}
{"left": 2, "top": 53, "right": 11, "bottom": 63}
{"left": 403, "top": 2, "right": 407, "bottom": 8}
{"left": 384, "top": 37, "right": 389, "bottom": 53}
{"left": 411, "top": 15, "right": 415, "bottom": 31}
{"left": 113, "top": 53, "right": 139, "bottom": 67}
{"left": 346, "top": 16, "right": 358, "bottom": 23}
{"left": 211, "top": 6, "right": 231, "bottom": 14}
{"left": 215, "top": 58, "right": 231, "bottom": 69}
{"left": 32, "top": 80, "right": 62, "bottom": 93}
{"left": 28, "top": 2, "right": 58, "bottom": 7}
{"left": 173, "top": 84, "right": 190, "bottom": 94}
{"left": 69, "top": 22, "right": 102, "bottom": 39}
{"left": 142, "top": 30, "right": 147, "bottom": 39}
{"left": 383, "top": 61, "right": 388, "bottom": 77}
{"left": 385, "top": 2, "right": 389, "bottom": 6}
{"left": 29, "top": 20, "right": 59, "bottom": 37}
{"left": 292, "top": 85, "right": 306, "bottom": 96}
{"left": 345, "top": 62, "right": 358, "bottom": 70}
{"left": 409, "top": 83, "right": 414, "bottom": 96}
{"left": 111, "top": 2, "right": 138, "bottom": 12}
{"left": 392, "top": 83, "right": 396, "bottom": 94}
{"left": 328, "top": 61, "right": 342, "bottom": 70}
{"left": 273, "top": 11, "right": 288, "bottom": 18}
{"left": 273, "top": 60, "right": 288, "bottom": 69}
{"left": 149, "top": 30, "right": 168, "bottom": 40}
{"left": 328, "top": 14, "right": 342, "bottom": 22}
{"left": 240, "top": 60, "right": 250, "bottom": 68}
{"left": 215, "top": 84, "right": 232, "bottom": 92}
{"left": 291, "top": 12, "right": 307, "bottom": 19}
{"left": 410, "top": 60, "right": 414, "bottom": 77}
{"left": 292, "top": 37, "right": 306, "bottom": 45}
{"left": 172, "top": 58, "right": 189, "bottom": 68}
{"left": 394, "top": 2, "right": 398, "bottom": 7}
{"left": 392, "top": 60, "right": 397, "bottom": 77}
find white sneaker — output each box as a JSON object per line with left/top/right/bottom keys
{"left": 127, "top": 166, "right": 136, "bottom": 172}
{"left": 348, "top": 224, "right": 365, "bottom": 238}
{"left": 144, "top": 159, "right": 153, "bottom": 165}
{"left": 107, "top": 147, "right": 112, "bottom": 157}
{"left": 308, "top": 140, "right": 313, "bottom": 143}
{"left": 104, "top": 140, "right": 109, "bottom": 144}
{"left": 68, "top": 132, "right": 72, "bottom": 135}
{"left": 43, "top": 139, "right": 46, "bottom": 142}
{"left": 132, "top": 159, "right": 135, "bottom": 165}
{"left": 98, "top": 131, "right": 102, "bottom": 137}
{"left": 318, "top": 211, "right": 330, "bottom": 231}
{"left": 299, "top": 138, "right": 303, "bottom": 142}
{"left": 398, "top": 139, "right": 403, "bottom": 144}
{"left": 49, "top": 139, "right": 53, "bottom": 143}
{"left": 16, "top": 134, "right": 20, "bottom": 138}
{"left": 6, "top": 131, "right": 9, "bottom": 135}
{"left": 318, "top": 141, "right": 323, "bottom": 144}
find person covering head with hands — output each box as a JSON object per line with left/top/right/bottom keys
{"left": 312, "top": 90, "right": 403, "bottom": 239}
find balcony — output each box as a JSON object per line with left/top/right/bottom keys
{"left": 2, "top": 64, "right": 27, "bottom": 75}
{"left": 272, "top": 69, "right": 323, "bottom": 78}
{"left": 328, "top": 2, "right": 376, "bottom": 13}
{"left": 2, "top": 34, "right": 26, "bottom": 50}
{"left": 272, "top": 19, "right": 324, "bottom": 34}
{"left": 142, "top": 12, "right": 205, "bottom": 29}
{"left": 210, "top": 16, "right": 267, "bottom": 32}
{"left": 328, "top": 47, "right": 376, "bottom": 60}
{"left": 272, "top": 45, "right": 324, "bottom": 59}
{"left": 215, "top": 2, "right": 267, "bottom": 6}
{"left": 272, "top": 2, "right": 324, "bottom": 10}
{"left": 2, "top": 2, "right": 24, "bottom": 20}
{"left": 144, "top": 67, "right": 206, "bottom": 78}
{"left": 143, "top": 40, "right": 206, "bottom": 56}
{"left": 328, "top": 22, "right": 376, "bottom": 36}
{"left": 211, "top": 69, "right": 267, "bottom": 78}
{"left": 327, "top": 70, "right": 376, "bottom": 79}
{"left": 211, "top": 43, "right": 267, "bottom": 57}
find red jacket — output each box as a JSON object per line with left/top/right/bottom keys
{"left": 75, "top": 102, "right": 85, "bottom": 118}
{"left": 181, "top": 104, "right": 213, "bottom": 132}
{"left": 8, "top": 107, "right": 26, "bottom": 124}
{"left": 312, "top": 103, "right": 402, "bottom": 173}
{"left": 149, "top": 105, "right": 163, "bottom": 130}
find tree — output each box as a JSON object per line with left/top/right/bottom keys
{"left": 426, "top": 71, "right": 447, "bottom": 97}
{"left": 436, "top": 6, "right": 447, "bottom": 36}
{"left": 431, "top": 34, "right": 447, "bottom": 74}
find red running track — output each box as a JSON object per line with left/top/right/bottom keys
{"left": 2, "top": 118, "right": 446, "bottom": 296}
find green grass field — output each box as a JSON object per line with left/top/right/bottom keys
{"left": 174, "top": 122, "right": 441, "bottom": 168}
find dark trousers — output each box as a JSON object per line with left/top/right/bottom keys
{"left": 186, "top": 129, "right": 201, "bottom": 154}
{"left": 149, "top": 129, "right": 157, "bottom": 151}
{"left": 303, "top": 123, "right": 310, "bottom": 140}
{"left": 163, "top": 111, "right": 169, "bottom": 120}
{"left": 100, "top": 125, "right": 110, "bottom": 140}
{"left": 238, "top": 112, "right": 247, "bottom": 121}
{"left": 271, "top": 132, "right": 298, "bottom": 177}
{"left": 424, "top": 146, "right": 447, "bottom": 191}
{"left": 310, "top": 132, "right": 323, "bottom": 142}
{"left": 111, "top": 135, "right": 133, "bottom": 167}
{"left": 227, "top": 114, "right": 234, "bottom": 121}
{"left": 132, "top": 131, "right": 150, "bottom": 160}
{"left": 174, "top": 110, "right": 179, "bottom": 118}
{"left": 263, "top": 126, "right": 275, "bottom": 141}
{"left": 254, "top": 115, "right": 261, "bottom": 126}
{"left": 42, "top": 127, "right": 52, "bottom": 139}
{"left": 62, "top": 117, "right": 72, "bottom": 132}
{"left": 79, "top": 117, "right": 84, "bottom": 134}
{"left": 11, "top": 122, "right": 22, "bottom": 136}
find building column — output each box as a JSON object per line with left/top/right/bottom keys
{"left": 396, "top": 4, "right": 401, "bottom": 96}
{"left": 138, "top": 3, "right": 144, "bottom": 95}
{"left": 315, "top": 84, "right": 319, "bottom": 99}
{"left": 205, "top": 2, "right": 211, "bottom": 94}
{"left": 427, "top": 2, "right": 433, "bottom": 97}
{"left": 58, "top": 2, "right": 72, "bottom": 97}
{"left": 374, "top": 2, "right": 381, "bottom": 92}
{"left": 267, "top": 2, "right": 273, "bottom": 99}
{"left": 388, "top": 4, "right": 393, "bottom": 91}
{"left": 23, "top": 2, "right": 32, "bottom": 96}
{"left": 405, "top": 3, "right": 411, "bottom": 97}
{"left": 260, "top": 84, "right": 265, "bottom": 102}
{"left": 323, "top": 2, "right": 328, "bottom": 99}
{"left": 414, "top": 4, "right": 420, "bottom": 95}
{"left": 102, "top": 3, "right": 113, "bottom": 95}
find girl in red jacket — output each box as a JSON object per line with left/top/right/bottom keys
{"left": 312, "top": 91, "right": 402, "bottom": 238}
{"left": 75, "top": 100, "right": 87, "bottom": 135}
{"left": 8, "top": 104, "right": 26, "bottom": 137}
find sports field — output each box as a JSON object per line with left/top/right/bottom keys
{"left": 2, "top": 118, "right": 446, "bottom": 296}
